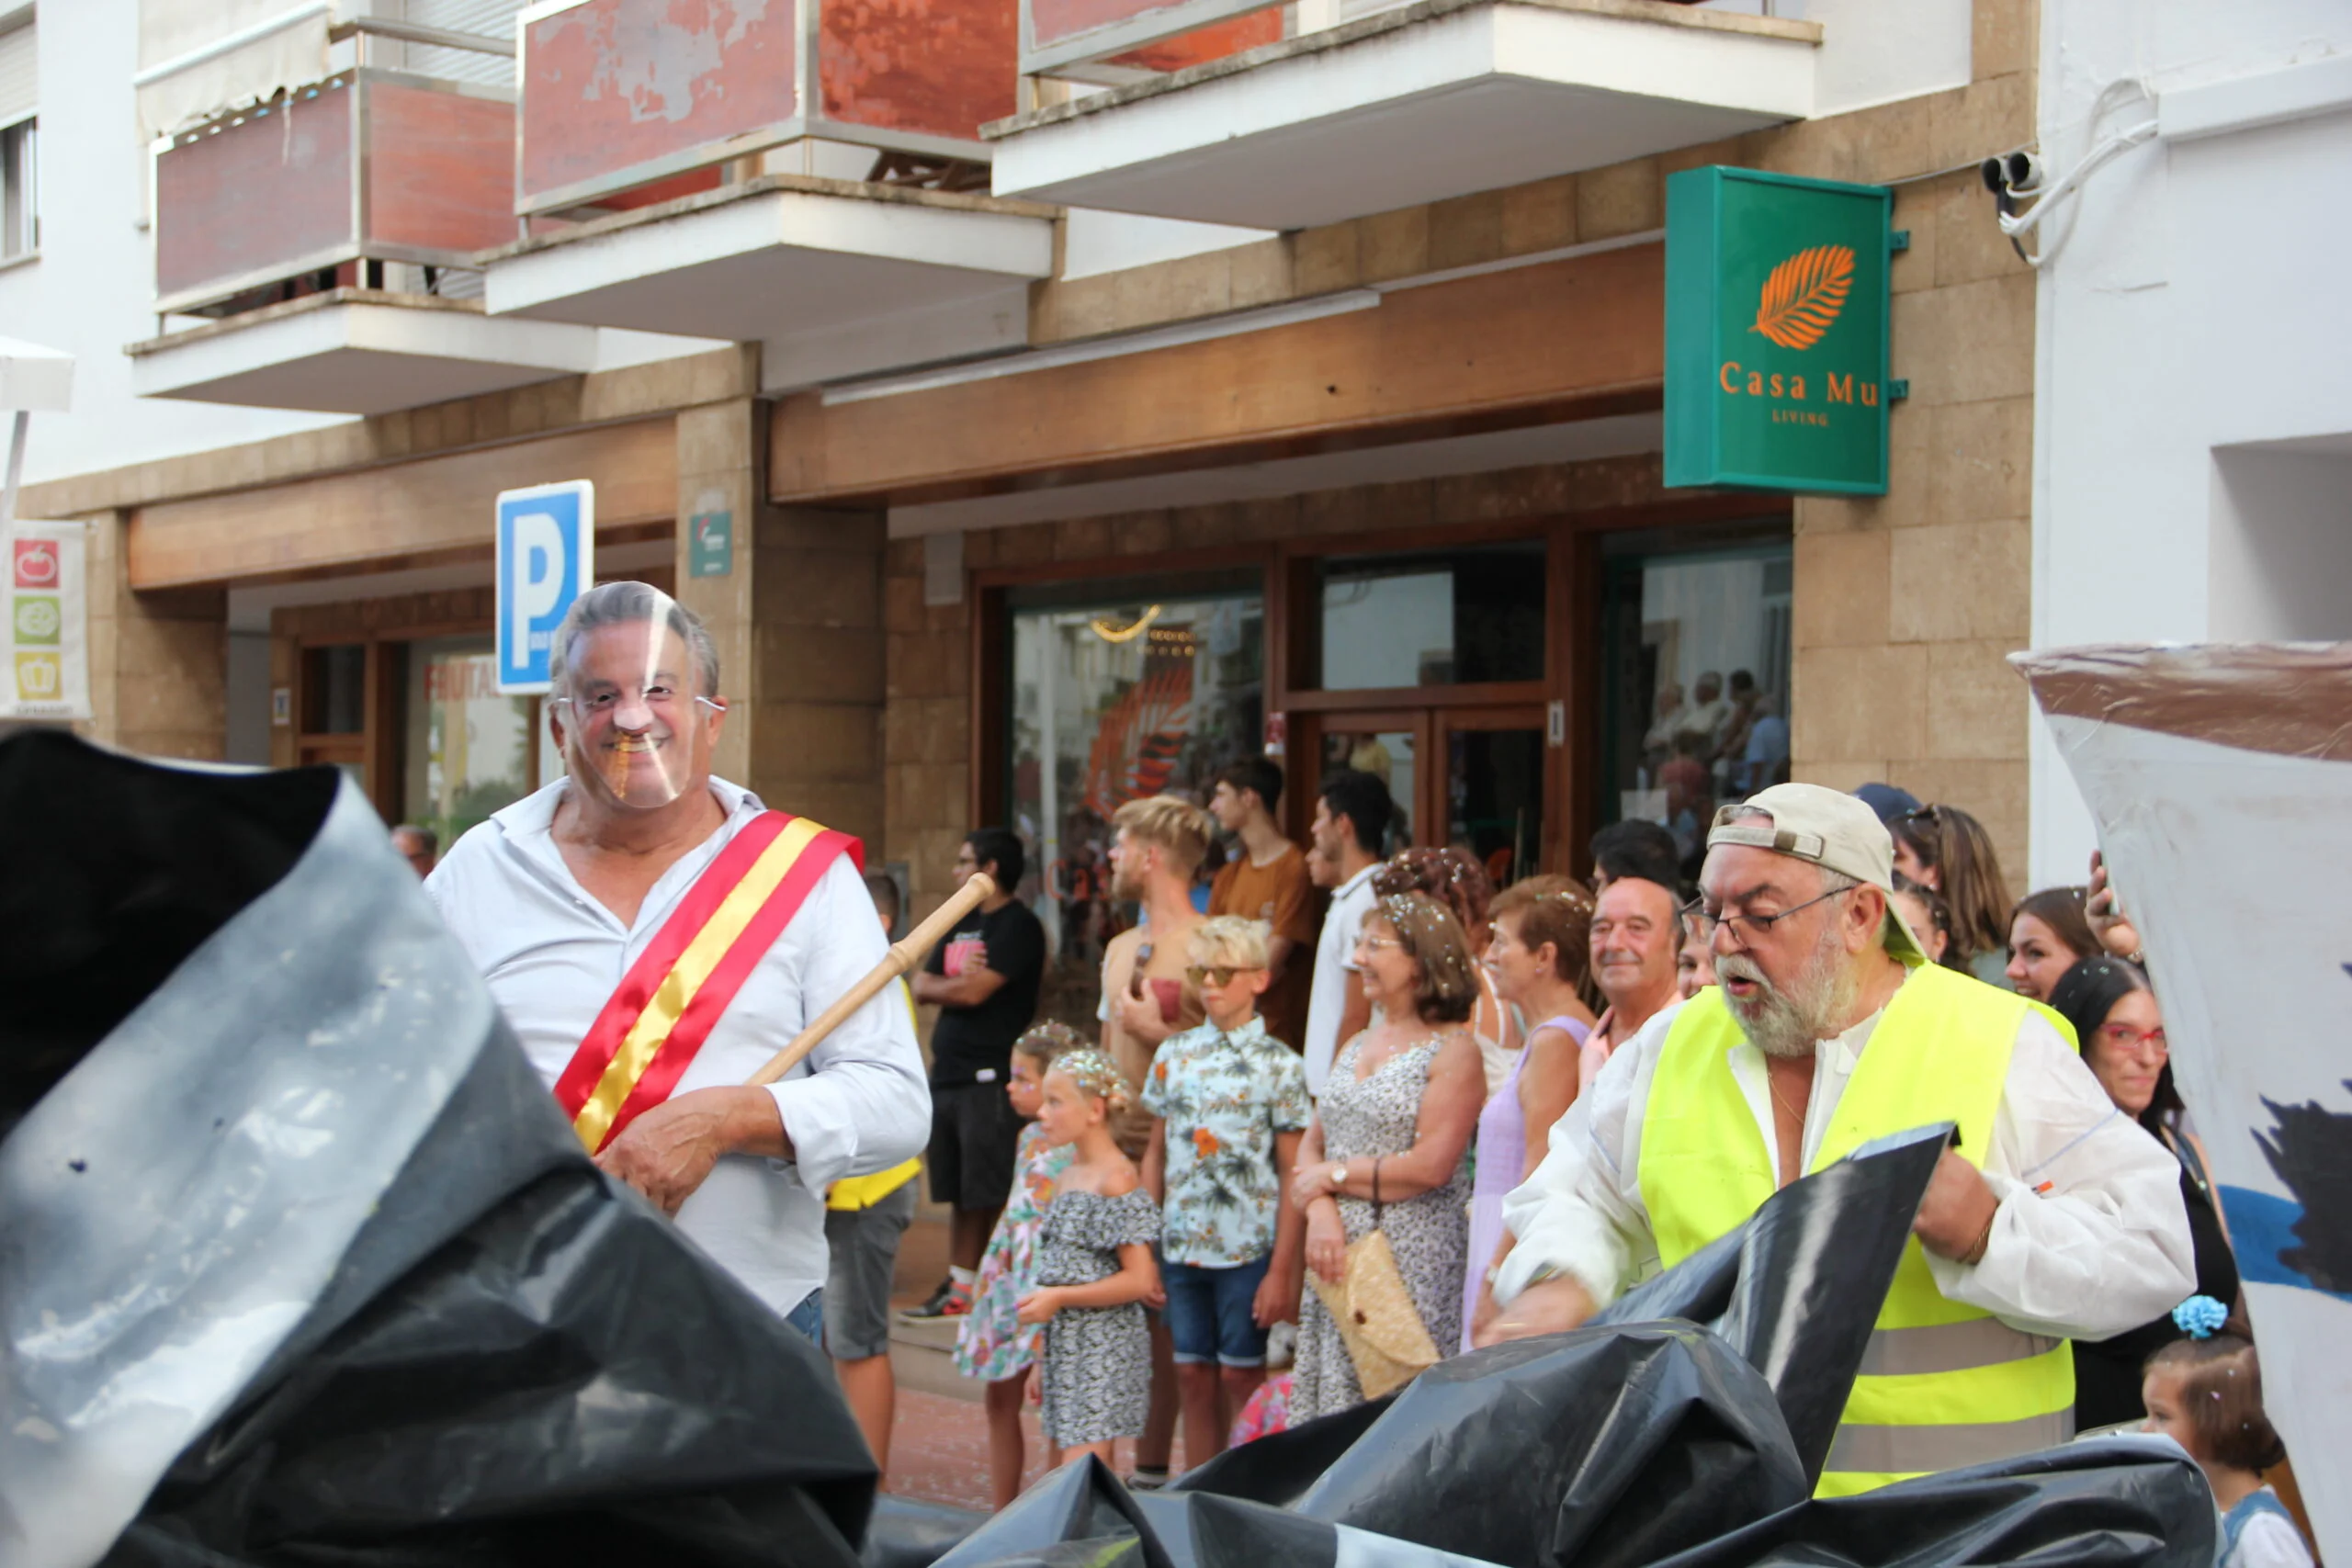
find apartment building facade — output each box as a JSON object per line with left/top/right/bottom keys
{"left": 1, "top": 0, "right": 2142, "bottom": 1008}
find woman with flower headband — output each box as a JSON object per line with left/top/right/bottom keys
{"left": 1374, "top": 847, "right": 1521, "bottom": 1095}
{"left": 1285, "top": 890, "right": 1485, "bottom": 1419}
{"left": 1016, "top": 1047, "right": 1162, "bottom": 1469}
{"left": 2046, "top": 957, "right": 2238, "bottom": 1431}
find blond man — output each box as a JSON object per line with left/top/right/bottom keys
{"left": 1097, "top": 792, "right": 1214, "bottom": 1487}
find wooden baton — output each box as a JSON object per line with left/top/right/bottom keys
{"left": 742, "top": 871, "right": 1000, "bottom": 1088}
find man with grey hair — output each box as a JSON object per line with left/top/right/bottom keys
{"left": 424, "top": 581, "right": 928, "bottom": 1342}
{"left": 390, "top": 823, "right": 437, "bottom": 878}
{"left": 1476, "top": 783, "right": 2192, "bottom": 1496}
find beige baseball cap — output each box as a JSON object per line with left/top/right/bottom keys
{"left": 1705, "top": 783, "right": 1928, "bottom": 965}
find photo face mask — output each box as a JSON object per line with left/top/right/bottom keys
{"left": 550, "top": 594, "right": 717, "bottom": 809}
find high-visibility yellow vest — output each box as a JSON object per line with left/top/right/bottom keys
{"left": 1636, "top": 962, "right": 2076, "bottom": 1495}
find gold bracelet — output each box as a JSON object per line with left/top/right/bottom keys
{"left": 1959, "top": 1208, "right": 1998, "bottom": 1266}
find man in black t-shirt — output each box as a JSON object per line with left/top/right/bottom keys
{"left": 903, "top": 827, "right": 1045, "bottom": 1320}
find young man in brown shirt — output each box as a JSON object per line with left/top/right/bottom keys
{"left": 1205, "top": 759, "right": 1317, "bottom": 1054}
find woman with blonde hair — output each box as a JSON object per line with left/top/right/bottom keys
{"left": 1284, "top": 891, "right": 1485, "bottom": 1419}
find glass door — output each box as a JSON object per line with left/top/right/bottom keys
{"left": 1301, "top": 709, "right": 1428, "bottom": 855}
{"left": 1435, "top": 705, "right": 1549, "bottom": 889}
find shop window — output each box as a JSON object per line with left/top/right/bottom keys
{"left": 1007, "top": 570, "right": 1263, "bottom": 1027}
{"left": 402, "top": 637, "right": 545, "bottom": 850}
{"left": 1600, "top": 534, "right": 1792, "bottom": 881}
{"left": 1314, "top": 539, "right": 1544, "bottom": 690}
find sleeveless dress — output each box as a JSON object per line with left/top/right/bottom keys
{"left": 1460, "top": 1014, "right": 1589, "bottom": 1349}
{"left": 1292, "top": 1032, "right": 1472, "bottom": 1421}
{"left": 1034, "top": 1186, "right": 1160, "bottom": 1447}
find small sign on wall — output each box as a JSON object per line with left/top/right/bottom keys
{"left": 689, "top": 497, "right": 733, "bottom": 579}
{"left": 1664, "top": 167, "right": 1893, "bottom": 495}
{"left": 4, "top": 521, "right": 92, "bottom": 721}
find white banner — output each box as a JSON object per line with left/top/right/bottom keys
{"left": 2017, "top": 643, "right": 2350, "bottom": 1566}
{"left": 5, "top": 520, "right": 91, "bottom": 721}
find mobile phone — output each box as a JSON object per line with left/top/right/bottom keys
{"left": 1132, "top": 940, "right": 1152, "bottom": 998}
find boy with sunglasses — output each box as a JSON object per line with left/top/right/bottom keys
{"left": 1140, "top": 916, "right": 1313, "bottom": 1462}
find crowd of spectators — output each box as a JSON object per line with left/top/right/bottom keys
{"left": 855, "top": 763, "right": 2305, "bottom": 1556}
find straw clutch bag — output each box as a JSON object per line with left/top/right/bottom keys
{"left": 1309, "top": 1226, "right": 1441, "bottom": 1400}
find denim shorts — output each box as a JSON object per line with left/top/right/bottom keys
{"left": 1161, "top": 1254, "right": 1272, "bottom": 1367}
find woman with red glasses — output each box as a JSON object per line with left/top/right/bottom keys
{"left": 2045, "top": 957, "right": 2238, "bottom": 1432}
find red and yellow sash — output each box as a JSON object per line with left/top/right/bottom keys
{"left": 554, "top": 810, "right": 861, "bottom": 1155}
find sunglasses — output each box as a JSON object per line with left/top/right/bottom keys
{"left": 1185, "top": 964, "right": 1262, "bottom": 987}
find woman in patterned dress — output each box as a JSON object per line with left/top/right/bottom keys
{"left": 1285, "top": 892, "right": 1486, "bottom": 1420}
{"left": 954, "top": 1022, "right": 1082, "bottom": 1509}
{"left": 1017, "top": 1049, "right": 1162, "bottom": 1467}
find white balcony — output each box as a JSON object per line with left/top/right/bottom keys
{"left": 481, "top": 176, "right": 1058, "bottom": 391}
{"left": 128, "top": 291, "right": 600, "bottom": 414}
{"left": 987, "top": 0, "right": 1818, "bottom": 230}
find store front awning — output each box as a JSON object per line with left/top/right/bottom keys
{"left": 127, "top": 291, "right": 600, "bottom": 415}
{"left": 986, "top": 0, "right": 1818, "bottom": 230}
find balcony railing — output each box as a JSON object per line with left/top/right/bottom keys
{"left": 153, "top": 66, "right": 516, "bottom": 317}
{"left": 515, "top": 0, "right": 1023, "bottom": 219}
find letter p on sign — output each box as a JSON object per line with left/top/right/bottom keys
{"left": 495, "top": 481, "right": 594, "bottom": 694}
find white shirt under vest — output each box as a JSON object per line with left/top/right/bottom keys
{"left": 425, "top": 775, "right": 929, "bottom": 1319}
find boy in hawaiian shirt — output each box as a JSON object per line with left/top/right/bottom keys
{"left": 1141, "top": 916, "right": 1313, "bottom": 1461}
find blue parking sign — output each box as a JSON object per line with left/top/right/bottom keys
{"left": 495, "top": 480, "right": 594, "bottom": 694}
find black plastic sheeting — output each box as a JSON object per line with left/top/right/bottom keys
{"left": 931, "top": 1125, "right": 2219, "bottom": 1568}
{"left": 2, "top": 733, "right": 2220, "bottom": 1568}
{"left": 0, "top": 734, "right": 879, "bottom": 1568}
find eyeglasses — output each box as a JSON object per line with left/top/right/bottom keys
{"left": 1185, "top": 964, "right": 1262, "bottom": 987}
{"left": 1355, "top": 935, "right": 1404, "bottom": 954}
{"left": 557, "top": 685, "right": 724, "bottom": 722}
{"left": 2098, "top": 1021, "right": 2168, "bottom": 1055}
{"left": 1681, "top": 886, "right": 1855, "bottom": 947}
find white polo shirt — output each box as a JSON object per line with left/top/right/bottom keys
{"left": 424, "top": 776, "right": 929, "bottom": 1319}
{"left": 1302, "top": 861, "right": 1379, "bottom": 1094}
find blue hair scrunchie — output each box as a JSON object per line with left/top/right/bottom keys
{"left": 2172, "top": 1294, "right": 2228, "bottom": 1340}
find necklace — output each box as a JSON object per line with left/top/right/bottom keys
{"left": 1768, "top": 1071, "right": 1807, "bottom": 1126}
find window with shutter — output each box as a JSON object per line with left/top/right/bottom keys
{"left": 401, "top": 0, "right": 523, "bottom": 86}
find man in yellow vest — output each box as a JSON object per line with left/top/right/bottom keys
{"left": 1477, "top": 784, "right": 2194, "bottom": 1495}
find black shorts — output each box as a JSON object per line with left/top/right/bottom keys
{"left": 928, "top": 1078, "right": 1024, "bottom": 1211}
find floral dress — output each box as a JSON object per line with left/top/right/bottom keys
{"left": 1292, "top": 1032, "right": 1471, "bottom": 1422}
{"left": 954, "top": 1122, "right": 1075, "bottom": 1382}
{"left": 1035, "top": 1187, "right": 1161, "bottom": 1448}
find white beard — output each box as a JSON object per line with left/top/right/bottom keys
{"left": 1716, "top": 924, "right": 1855, "bottom": 1060}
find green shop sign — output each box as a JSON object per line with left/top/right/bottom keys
{"left": 1665, "top": 167, "right": 1894, "bottom": 494}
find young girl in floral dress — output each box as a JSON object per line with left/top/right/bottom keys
{"left": 1016, "top": 1048, "right": 1162, "bottom": 1470}
{"left": 954, "top": 1021, "right": 1084, "bottom": 1510}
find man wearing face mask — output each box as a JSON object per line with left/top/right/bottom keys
{"left": 424, "top": 582, "right": 928, "bottom": 1342}
{"left": 1478, "top": 784, "right": 2194, "bottom": 1496}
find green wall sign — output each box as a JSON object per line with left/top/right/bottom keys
{"left": 1665, "top": 166, "right": 1893, "bottom": 495}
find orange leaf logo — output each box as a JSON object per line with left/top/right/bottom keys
{"left": 1749, "top": 244, "right": 1854, "bottom": 351}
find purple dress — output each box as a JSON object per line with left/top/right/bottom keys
{"left": 1461, "top": 1015, "right": 1589, "bottom": 1350}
